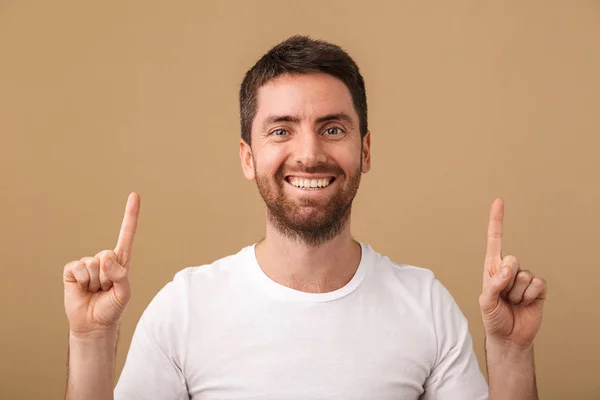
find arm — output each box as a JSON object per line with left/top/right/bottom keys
{"left": 66, "top": 330, "right": 118, "bottom": 400}
{"left": 479, "top": 199, "right": 547, "bottom": 400}
{"left": 63, "top": 193, "right": 140, "bottom": 399}
{"left": 485, "top": 339, "right": 537, "bottom": 400}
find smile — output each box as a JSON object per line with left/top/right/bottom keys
{"left": 285, "top": 176, "right": 335, "bottom": 190}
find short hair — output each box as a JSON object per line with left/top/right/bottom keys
{"left": 239, "top": 35, "right": 368, "bottom": 145}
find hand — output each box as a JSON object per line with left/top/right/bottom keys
{"left": 63, "top": 192, "right": 141, "bottom": 335}
{"left": 479, "top": 198, "right": 548, "bottom": 348}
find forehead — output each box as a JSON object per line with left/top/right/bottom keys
{"left": 252, "top": 72, "right": 358, "bottom": 127}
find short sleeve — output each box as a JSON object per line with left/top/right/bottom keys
{"left": 422, "top": 279, "right": 489, "bottom": 400}
{"left": 114, "top": 274, "right": 190, "bottom": 400}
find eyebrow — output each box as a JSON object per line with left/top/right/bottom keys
{"left": 316, "top": 113, "right": 354, "bottom": 126}
{"left": 261, "top": 113, "right": 355, "bottom": 131}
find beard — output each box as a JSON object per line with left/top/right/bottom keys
{"left": 254, "top": 157, "right": 362, "bottom": 247}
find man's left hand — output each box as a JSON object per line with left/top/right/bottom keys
{"left": 479, "top": 198, "right": 548, "bottom": 348}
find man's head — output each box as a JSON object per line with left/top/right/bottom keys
{"left": 239, "top": 35, "right": 371, "bottom": 246}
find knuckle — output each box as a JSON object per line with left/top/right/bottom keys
{"left": 523, "top": 291, "right": 536, "bottom": 301}
{"left": 503, "top": 255, "right": 519, "bottom": 267}
{"left": 77, "top": 274, "right": 90, "bottom": 285}
{"left": 121, "top": 226, "right": 136, "bottom": 233}
{"left": 537, "top": 277, "right": 547, "bottom": 286}
{"left": 508, "top": 292, "right": 523, "bottom": 304}
{"left": 87, "top": 264, "right": 100, "bottom": 277}
{"left": 517, "top": 270, "right": 533, "bottom": 282}
{"left": 114, "top": 270, "right": 129, "bottom": 283}
{"left": 64, "top": 260, "right": 81, "bottom": 271}
{"left": 73, "top": 261, "right": 87, "bottom": 273}
{"left": 99, "top": 271, "right": 111, "bottom": 284}
{"left": 95, "top": 249, "right": 117, "bottom": 259}
{"left": 94, "top": 249, "right": 108, "bottom": 258}
{"left": 116, "top": 249, "right": 131, "bottom": 266}
{"left": 80, "top": 256, "right": 99, "bottom": 267}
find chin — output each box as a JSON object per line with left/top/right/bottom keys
{"left": 289, "top": 212, "right": 330, "bottom": 228}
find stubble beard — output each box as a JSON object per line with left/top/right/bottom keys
{"left": 254, "top": 158, "right": 362, "bottom": 247}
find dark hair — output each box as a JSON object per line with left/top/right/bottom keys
{"left": 239, "top": 35, "right": 368, "bottom": 145}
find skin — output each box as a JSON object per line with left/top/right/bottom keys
{"left": 480, "top": 198, "right": 548, "bottom": 399}
{"left": 63, "top": 192, "right": 140, "bottom": 400}
{"left": 239, "top": 72, "right": 370, "bottom": 292}
{"left": 63, "top": 72, "right": 547, "bottom": 399}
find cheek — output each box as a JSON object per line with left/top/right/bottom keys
{"left": 255, "top": 147, "right": 287, "bottom": 175}
{"left": 330, "top": 145, "right": 362, "bottom": 172}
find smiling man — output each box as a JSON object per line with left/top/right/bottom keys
{"left": 64, "top": 36, "right": 547, "bottom": 400}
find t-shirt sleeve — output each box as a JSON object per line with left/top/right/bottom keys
{"left": 421, "top": 278, "right": 489, "bottom": 400}
{"left": 114, "top": 273, "right": 190, "bottom": 400}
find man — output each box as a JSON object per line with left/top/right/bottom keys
{"left": 63, "top": 36, "right": 547, "bottom": 399}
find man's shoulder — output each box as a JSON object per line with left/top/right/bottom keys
{"left": 172, "top": 243, "right": 255, "bottom": 286}
{"left": 365, "top": 242, "right": 437, "bottom": 286}
{"left": 367, "top": 244, "right": 470, "bottom": 323}
{"left": 364, "top": 242, "right": 459, "bottom": 306}
{"left": 142, "top": 244, "right": 255, "bottom": 314}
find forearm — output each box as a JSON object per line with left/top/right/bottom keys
{"left": 65, "top": 330, "right": 118, "bottom": 400}
{"left": 486, "top": 338, "right": 538, "bottom": 400}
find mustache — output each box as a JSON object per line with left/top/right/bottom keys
{"left": 276, "top": 163, "right": 345, "bottom": 177}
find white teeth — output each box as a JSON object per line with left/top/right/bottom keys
{"left": 289, "top": 177, "right": 331, "bottom": 189}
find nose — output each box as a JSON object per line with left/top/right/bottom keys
{"left": 292, "top": 131, "right": 327, "bottom": 167}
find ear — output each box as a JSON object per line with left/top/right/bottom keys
{"left": 240, "top": 139, "right": 256, "bottom": 180}
{"left": 361, "top": 131, "right": 371, "bottom": 174}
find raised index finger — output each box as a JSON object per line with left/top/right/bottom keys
{"left": 115, "top": 192, "right": 141, "bottom": 268}
{"left": 486, "top": 198, "right": 504, "bottom": 261}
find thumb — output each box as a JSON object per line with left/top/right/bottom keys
{"left": 480, "top": 266, "right": 511, "bottom": 313}
{"left": 102, "top": 258, "right": 130, "bottom": 305}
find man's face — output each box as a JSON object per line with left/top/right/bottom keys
{"left": 240, "top": 72, "right": 371, "bottom": 246}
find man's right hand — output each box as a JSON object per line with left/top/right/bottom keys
{"left": 63, "top": 192, "right": 141, "bottom": 336}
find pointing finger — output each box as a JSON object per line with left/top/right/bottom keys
{"left": 115, "top": 192, "right": 140, "bottom": 268}
{"left": 486, "top": 198, "right": 504, "bottom": 261}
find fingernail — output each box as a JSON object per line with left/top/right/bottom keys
{"left": 502, "top": 267, "right": 509, "bottom": 278}
{"left": 105, "top": 259, "right": 113, "bottom": 270}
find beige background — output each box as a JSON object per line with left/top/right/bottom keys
{"left": 1, "top": 1, "right": 599, "bottom": 399}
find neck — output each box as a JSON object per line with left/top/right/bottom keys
{"left": 254, "top": 217, "right": 362, "bottom": 293}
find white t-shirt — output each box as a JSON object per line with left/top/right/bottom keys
{"left": 115, "top": 242, "right": 489, "bottom": 399}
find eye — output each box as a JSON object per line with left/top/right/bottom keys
{"left": 272, "top": 128, "right": 288, "bottom": 136}
{"left": 324, "top": 127, "right": 342, "bottom": 136}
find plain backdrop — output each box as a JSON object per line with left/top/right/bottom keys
{"left": 1, "top": 1, "right": 599, "bottom": 399}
